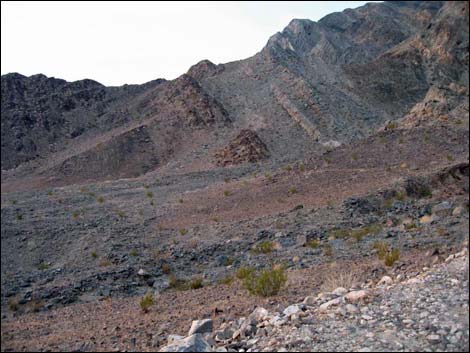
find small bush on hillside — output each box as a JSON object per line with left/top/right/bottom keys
{"left": 224, "top": 190, "right": 232, "bottom": 197}
{"left": 146, "top": 191, "right": 153, "bottom": 198}
{"left": 288, "top": 187, "right": 297, "bottom": 194}
{"left": 373, "top": 241, "right": 389, "bottom": 260}
{"left": 97, "top": 196, "right": 105, "bottom": 203}
{"left": 243, "top": 266, "right": 287, "bottom": 297}
{"left": 252, "top": 241, "right": 274, "bottom": 254}
{"left": 179, "top": 229, "right": 188, "bottom": 236}
{"left": 236, "top": 266, "right": 255, "bottom": 280}
{"left": 139, "top": 292, "right": 154, "bottom": 313}
{"left": 385, "top": 248, "right": 400, "bottom": 266}
{"left": 129, "top": 249, "right": 138, "bottom": 257}
{"left": 161, "top": 263, "right": 171, "bottom": 274}
{"left": 91, "top": 251, "right": 98, "bottom": 259}
{"left": 190, "top": 277, "right": 203, "bottom": 290}
{"left": 306, "top": 239, "right": 320, "bottom": 248}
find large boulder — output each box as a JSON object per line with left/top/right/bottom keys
{"left": 159, "top": 334, "right": 212, "bottom": 352}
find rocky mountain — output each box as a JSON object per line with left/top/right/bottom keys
{"left": 2, "top": 1, "right": 468, "bottom": 188}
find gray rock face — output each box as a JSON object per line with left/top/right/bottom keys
{"left": 159, "top": 334, "right": 212, "bottom": 352}
{"left": 188, "top": 319, "right": 214, "bottom": 336}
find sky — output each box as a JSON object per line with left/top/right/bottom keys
{"left": 1, "top": 1, "right": 375, "bottom": 86}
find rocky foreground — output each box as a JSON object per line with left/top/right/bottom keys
{"left": 161, "top": 245, "right": 469, "bottom": 352}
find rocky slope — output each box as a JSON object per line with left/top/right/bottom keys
{"left": 1, "top": 1, "right": 469, "bottom": 352}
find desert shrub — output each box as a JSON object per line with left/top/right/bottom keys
{"left": 91, "top": 251, "right": 98, "bottom": 259}
{"left": 299, "top": 162, "right": 305, "bottom": 172}
{"left": 329, "top": 228, "right": 350, "bottom": 239}
{"left": 211, "top": 216, "right": 219, "bottom": 222}
{"left": 223, "top": 257, "right": 234, "bottom": 266}
{"left": 384, "top": 248, "right": 400, "bottom": 266}
{"left": 252, "top": 241, "right": 274, "bottom": 254}
{"left": 320, "top": 265, "right": 357, "bottom": 292}
{"left": 178, "top": 198, "right": 184, "bottom": 203}
{"left": 38, "top": 262, "right": 50, "bottom": 270}
{"left": 219, "top": 275, "right": 234, "bottom": 285}
{"left": 72, "top": 211, "right": 80, "bottom": 219}
{"left": 306, "top": 239, "right": 320, "bottom": 248}
{"left": 373, "top": 241, "right": 389, "bottom": 260}
{"left": 190, "top": 277, "right": 203, "bottom": 289}
{"left": 284, "top": 165, "right": 292, "bottom": 172}
{"left": 129, "top": 249, "right": 138, "bottom": 257}
{"left": 97, "top": 196, "right": 105, "bottom": 203}
{"left": 351, "top": 153, "right": 358, "bottom": 161}
{"left": 161, "top": 263, "right": 171, "bottom": 274}
{"left": 179, "top": 229, "right": 188, "bottom": 236}
{"left": 146, "top": 191, "right": 153, "bottom": 198}
{"left": 288, "top": 187, "right": 297, "bottom": 194}
{"left": 139, "top": 292, "right": 154, "bottom": 313}
{"left": 144, "top": 184, "right": 149, "bottom": 189}
{"left": 224, "top": 177, "right": 230, "bottom": 183}
{"left": 265, "top": 173, "right": 273, "bottom": 182}
{"left": 99, "top": 259, "right": 111, "bottom": 267}
{"left": 323, "top": 243, "right": 333, "bottom": 257}
{"left": 224, "top": 190, "right": 232, "bottom": 197}
{"left": 243, "top": 266, "right": 287, "bottom": 297}
{"left": 386, "top": 121, "right": 398, "bottom": 130}
{"left": 8, "top": 297, "right": 20, "bottom": 311}
{"left": 236, "top": 266, "right": 255, "bottom": 280}
{"left": 404, "top": 178, "right": 432, "bottom": 198}
{"left": 16, "top": 214, "right": 23, "bottom": 221}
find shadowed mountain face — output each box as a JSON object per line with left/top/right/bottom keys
{"left": 1, "top": 1, "right": 468, "bottom": 187}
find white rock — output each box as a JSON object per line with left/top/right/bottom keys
{"left": 332, "top": 287, "right": 348, "bottom": 296}
{"left": 159, "top": 334, "right": 212, "bottom": 352}
{"left": 344, "top": 290, "right": 370, "bottom": 303}
{"left": 167, "top": 334, "right": 184, "bottom": 344}
{"left": 426, "top": 334, "right": 441, "bottom": 343}
{"left": 452, "top": 206, "right": 464, "bottom": 216}
{"left": 188, "top": 319, "right": 213, "bottom": 336}
{"left": 377, "top": 276, "right": 393, "bottom": 286}
{"left": 345, "top": 304, "right": 359, "bottom": 313}
{"left": 303, "top": 296, "right": 316, "bottom": 306}
{"left": 283, "top": 305, "right": 301, "bottom": 317}
{"left": 138, "top": 268, "right": 147, "bottom": 276}
{"left": 318, "top": 297, "right": 342, "bottom": 313}
{"left": 249, "top": 307, "right": 269, "bottom": 323}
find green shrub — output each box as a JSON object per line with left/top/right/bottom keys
{"left": 161, "top": 263, "right": 171, "bottom": 274}
{"left": 306, "top": 239, "right": 320, "bottom": 248}
{"left": 252, "top": 241, "right": 274, "bottom": 254}
{"left": 288, "top": 187, "right": 297, "bottom": 194}
{"left": 38, "top": 262, "right": 50, "bottom": 270}
{"left": 139, "top": 292, "right": 154, "bottom": 313}
{"left": 224, "top": 190, "right": 232, "bottom": 197}
{"left": 385, "top": 248, "right": 400, "bottom": 266}
{"left": 129, "top": 249, "right": 138, "bottom": 257}
{"left": 179, "top": 229, "right": 188, "bottom": 236}
{"left": 8, "top": 297, "right": 19, "bottom": 312}
{"left": 323, "top": 243, "right": 333, "bottom": 257}
{"left": 97, "top": 196, "right": 105, "bottom": 203}
{"left": 373, "top": 241, "right": 389, "bottom": 260}
{"left": 223, "top": 257, "right": 234, "bottom": 266}
{"left": 243, "top": 266, "right": 287, "bottom": 297}
{"left": 91, "top": 251, "right": 98, "bottom": 259}
{"left": 190, "top": 277, "right": 203, "bottom": 290}
{"left": 72, "top": 211, "right": 80, "bottom": 219}
{"left": 236, "top": 266, "right": 255, "bottom": 280}
{"left": 219, "top": 275, "right": 234, "bottom": 285}
{"left": 146, "top": 191, "right": 153, "bottom": 198}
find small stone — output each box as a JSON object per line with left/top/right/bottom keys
{"left": 138, "top": 268, "right": 147, "bottom": 276}
{"left": 432, "top": 201, "right": 453, "bottom": 216}
{"left": 345, "top": 304, "right": 359, "bottom": 313}
{"left": 419, "top": 215, "right": 433, "bottom": 224}
{"left": 361, "top": 314, "right": 373, "bottom": 320}
{"left": 332, "top": 287, "right": 348, "bottom": 296}
{"left": 319, "top": 297, "right": 342, "bottom": 313}
{"left": 303, "top": 296, "right": 316, "bottom": 306}
{"left": 344, "top": 290, "right": 371, "bottom": 303}
{"left": 426, "top": 334, "right": 441, "bottom": 344}
{"left": 452, "top": 206, "right": 464, "bottom": 216}
{"left": 283, "top": 305, "right": 301, "bottom": 317}
{"left": 377, "top": 276, "right": 393, "bottom": 286}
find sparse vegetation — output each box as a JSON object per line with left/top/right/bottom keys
{"left": 178, "top": 198, "right": 184, "bottom": 203}
{"left": 323, "top": 243, "right": 333, "bottom": 257}
{"left": 224, "top": 190, "right": 232, "bottom": 197}
{"left": 8, "top": 297, "right": 20, "bottom": 312}
{"left": 252, "top": 241, "right": 275, "bottom": 254}
{"left": 72, "top": 210, "right": 80, "bottom": 219}
{"left": 223, "top": 257, "right": 234, "bottom": 266}
{"left": 288, "top": 186, "right": 297, "bottom": 194}
{"left": 91, "top": 251, "right": 98, "bottom": 259}
{"left": 190, "top": 277, "right": 203, "bottom": 289}
{"left": 16, "top": 214, "right": 23, "bottom": 221}
{"left": 236, "top": 266, "right": 255, "bottom": 280}
{"left": 385, "top": 248, "right": 400, "bottom": 266}
{"left": 179, "top": 228, "right": 188, "bottom": 236}
{"left": 129, "top": 249, "right": 138, "bottom": 257}
{"left": 211, "top": 216, "right": 219, "bottom": 222}
{"left": 219, "top": 275, "right": 234, "bottom": 285}
{"left": 161, "top": 263, "right": 171, "bottom": 274}
{"left": 299, "top": 162, "right": 305, "bottom": 172}
{"left": 243, "top": 265, "right": 287, "bottom": 297}
{"left": 38, "top": 262, "right": 50, "bottom": 270}
{"left": 97, "top": 196, "right": 105, "bottom": 203}
{"left": 351, "top": 152, "right": 358, "bottom": 161}
{"left": 306, "top": 239, "right": 320, "bottom": 248}
{"left": 146, "top": 191, "right": 153, "bottom": 198}
{"left": 386, "top": 121, "right": 398, "bottom": 130}
{"left": 139, "top": 292, "right": 154, "bottom": 313}
{"left": 320, "top": 265, "right": 357, "bottom": 292}
{"left": 99, "top": 259, "right": 111, "bottom": 267}
{"left": 373, "top": 241, "right": 389, "bottom": 260}
{"left": 329, "top": 224, "right": 382, "bottom": 242}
